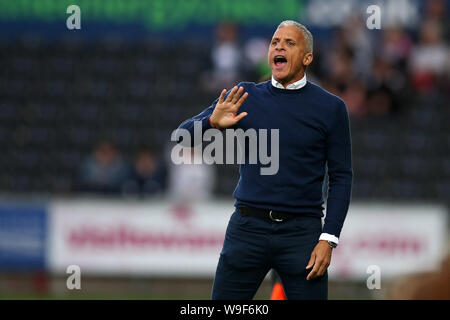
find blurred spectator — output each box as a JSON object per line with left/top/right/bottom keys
{"left": 168, "top": 147, "right": 216, "bottom": 204}
{"left": 122, "top": 148, "right": 167, "bottom": 198}
{"left": 409, "top": 20, "right": 449, "bottom": 94}
{"left": 424, "top": 0, "right": 448, "bottom": 25}
{"left": 424, "top": 0, "right": 449, "bottom": 44}
{"left": 341, "top": 80, "right": 368, "bottom": 118}
{"left": 202, "top": 21, "right": 243, "bottom": 91}
{"left": 243, "top": 37, "right": 271, "bottom": 81}
{"left": 380, "top": 26, "right": 413, "bottom": 67}
{"left": 366, "top": 57, "right": 405, "bottom": 115}
{"left": 341, "top": 14, "right": 375, "bottom": 80}
{"left": 323, "top": 49, "right": 353, "bottom": 91}
{"left": 78, "top": 141, "right": 129, "bottom": 194}
{"left": 321, "top": 48, "right": 370, "bottom": 118}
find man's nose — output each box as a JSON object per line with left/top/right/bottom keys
{"left": 275, "top": 43, "right": 285, "bottom": 51}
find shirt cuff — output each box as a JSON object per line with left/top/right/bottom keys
{"left": 319, "top": 233, "right": 339, "bottom": 245}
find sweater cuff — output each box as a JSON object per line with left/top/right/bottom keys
{"left": 323, "top": 197, "right": 350, "bottom": 237}
{"left": 202, "top": 116, "right": 214, "bottom": 130}
{"left": 208, "top": 117, "right": 216, "bottom": 129}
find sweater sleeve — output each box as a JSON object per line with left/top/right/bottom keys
{"left": 174, "top": 98, "right": 219, "bottom": 147}
{"left": 323, "top": 99, "right": 353, "bottom": 238}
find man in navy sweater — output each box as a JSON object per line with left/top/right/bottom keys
{"left": 176, "top": 20, "right": 353, "bottom": 299}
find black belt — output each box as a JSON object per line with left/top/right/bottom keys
{"left": 238, "top": 206, "right": 299, "bottom": 222}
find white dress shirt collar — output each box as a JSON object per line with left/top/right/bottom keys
{"left": 271, "top": 74, "right": 307, "bottom": 90}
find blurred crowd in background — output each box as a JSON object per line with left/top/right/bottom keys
{"left": 71, "top": 0, "right": 449, "bottom": 203}
{"left": 204, "top": 0, "right": 449, "bottom": 115}
{"left": 0, "top": 0, "right": 447, "bottom": 205}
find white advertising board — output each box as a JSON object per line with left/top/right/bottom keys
{"left": 48, "top": 200, "right": 232, "bottom": 277}
{"left": 48, "top": 200, "right": 448, "bottom": 280}
{"left": 329, "top": 204, "right": 448, "bottom": 280}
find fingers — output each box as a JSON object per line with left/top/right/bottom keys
{"left": 235, "top": 92, "right": 248, "bottom": 109}
{"left": 225, "top": 86, "right": 238, "bottom": 103}
{"left": 317, "top": 261, "right": 330, "bottom": 278}
{"left": 306, "top": 261, "right": 320, "bottom": 281}
{"left": 307, "top": 257, "right": 330, "bottom": 280}
{"left": 306, "top": 252, "right": 317, "bottom": 281}
{"left": 234, "top": 112, "right": 248, "bottom": 122}
{"left": 218, "top": 89, "right": 227, "bottom": 104}
{"left": 306, "top": 245, "right": 331, "bottom": 280}
{"left": 231, "top": 86, "right": 244, "bottom": 104}
{"left": 306, "top": 252, "right": 316, "bottom": 270}
{"left": 224, "top": 86, "right": 247, "bottom": 105}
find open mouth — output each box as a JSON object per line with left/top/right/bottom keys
{"left": 274, "top": 55, "right": 287, "bottom": 67}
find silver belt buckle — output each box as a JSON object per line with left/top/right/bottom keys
{"left": 269, "top": 210, "right": 283, "bottom": 222}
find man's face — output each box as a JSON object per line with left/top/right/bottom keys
{"left": 268, "top": 26, "right": 312, "bottom": 86}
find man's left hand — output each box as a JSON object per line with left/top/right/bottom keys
{"left": 306, "top": 240, "right": 332, "bottom": 280}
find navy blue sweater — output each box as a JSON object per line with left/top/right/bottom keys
{"left": 177, "top": 80, "right": 353, "bottom": 237}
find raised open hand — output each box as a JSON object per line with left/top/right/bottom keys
{"left": 209, "top": 86, "right": 248, "bottom": 129}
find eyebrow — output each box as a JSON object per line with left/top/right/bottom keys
{"left": 272, "top": 37, "right": 296, "bottom": 42}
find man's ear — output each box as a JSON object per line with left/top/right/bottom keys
{"left": 303, "top": 53, "right": 313, "bottom": 67}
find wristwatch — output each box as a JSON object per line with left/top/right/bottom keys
{"left": 327, "top": 241, "right": 338, "bottom": 249}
